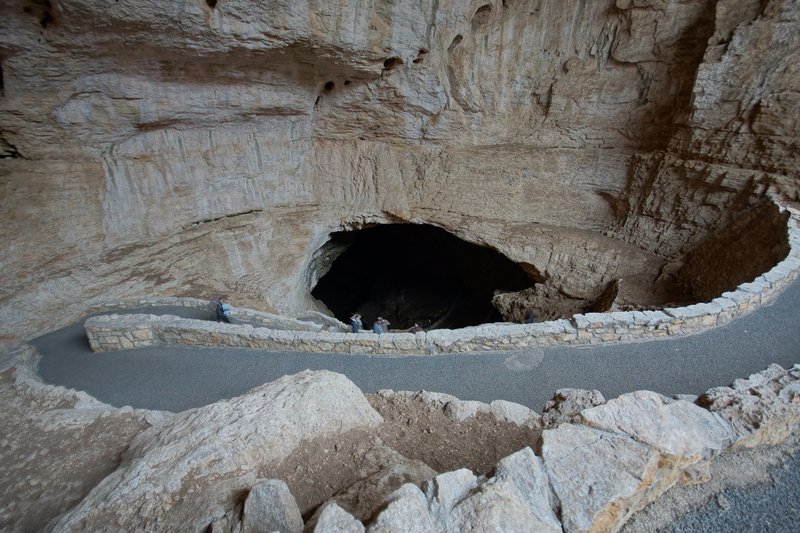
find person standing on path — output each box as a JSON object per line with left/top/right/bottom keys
{"left": 373, "top": 317, "right": 385, "bottom": 334}
{"left": 350, "top": 313, "right": 363, "bottom": 333}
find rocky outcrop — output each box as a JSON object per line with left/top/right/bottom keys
{"left": 698, "top": 363, "right": 800, "bottom": 448}
{"left": 4, "top": 359, "right": 800, "bottom": 532}
{"left": 2, "top": 0, "right": 798, "bottom": 347}
{"left": 367, "top": 448, "right": 560, "bottom": 533}
{"left": 51, "top": 371, "right": 383, "bottom": 532}
{"left": 365, "top": 363, "right": 800, "bottom": 533}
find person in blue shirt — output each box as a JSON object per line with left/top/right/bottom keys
{"left": 214, "top": 299, "right": 232, "bottom": 323}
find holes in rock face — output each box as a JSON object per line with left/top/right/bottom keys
{"left": 448, "top": 35, "right": 463, "bottom": 53}
{"left": 205, "top": 0, "right": 218, "bottom": 8}
{"left": 471, "top": 5, "right": 493, "bottom": 30}
{"left": 323, "top": 81, "right": 335, "bottom": 94}
{"left": 413, "top": 49, "right": 428, "bottom": 64}
{"left": 23, "top": 0, "right": 53, "bottom": 29}
{"left": 311, "top": 224, "right": 535, "bottom": 330}
{"left": 383, "top": 57, "right": 403, "bottom": 72}
{"left": 344, "top": 80, "right": 351, "bottom": 86}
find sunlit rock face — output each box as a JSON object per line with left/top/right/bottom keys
{"left": 1, "top": 0, "right": 798, "bottom": 344}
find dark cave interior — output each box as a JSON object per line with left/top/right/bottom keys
{"left": 311, "top": 224, "right": 536, "bottom": 331}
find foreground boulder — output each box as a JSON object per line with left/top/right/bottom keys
{"left": 579, "top": 390, "right": 737, "bottom": 459}
{"left": 542, "top": 424, "right": 661, "bottom": 533}
{"left": 698, "top": 364, "right": 800, "bottom": 448}
{"left": 367, "top": 447, "right": 560, "bottom": 532}
{"left": 243, "top": 479, "right": 303, "bottom": 533}
{"left": 52, "top": 370, "right": 383, "bottom": 532}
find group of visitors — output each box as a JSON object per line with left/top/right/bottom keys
{"left": 211, "top": 298, "right": 425, "bottom": 335}
{"left": 349, "top": 313, "right": 425, "bottom": 335}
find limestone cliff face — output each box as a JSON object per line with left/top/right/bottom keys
{"left": 1, "top": 0, "right": 798, "bottom": 344}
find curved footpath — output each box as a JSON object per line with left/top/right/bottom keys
{"left": 33, "top": 276, "right": 800, "bottom": 413}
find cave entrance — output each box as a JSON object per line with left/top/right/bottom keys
{"left": 311, "top": 224, "right": 536, "bottom": 330}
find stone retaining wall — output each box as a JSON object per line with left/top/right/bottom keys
{"left": 87, "top": 298, "right": 348, "bottom": 333}
{"left": 86, "top": 208, "right": 800, "bottom": 355}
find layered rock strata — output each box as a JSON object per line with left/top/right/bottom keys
{"left": 83, "top": 208, "right": 800, "bottom": 354}
{"left": 2, "top": 0, "right": 799, "bottom": 347}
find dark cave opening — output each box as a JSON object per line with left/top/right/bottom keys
{"left": 311, "top": 224, "right": 535, "bottom": 331}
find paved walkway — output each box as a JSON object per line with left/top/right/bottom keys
{"left": 32, "top": 279, "right": 800, "bottom": 413}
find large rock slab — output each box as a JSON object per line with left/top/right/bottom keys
{"left": 542, "top": 423, "right": 661, "bottom": 533}
{"left": 698, "top": 364, "right": 800, "bottom": 447}
{"left": 449, "top": 447, "right": 561, "bottom": 533}
{"left": 366, "top": 448, "right": 560, "bottom": 532}
{"left": 52, "top": 370, "right": 383, "bottom": 532}
{"left": 366, "top": 484, "right": 438, "bottom": 533}
{"left": 579, "top": 390, "right": 737, "bottom": 459}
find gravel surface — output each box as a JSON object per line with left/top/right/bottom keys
{"left": 667, "top": 453, "right": 800, "bottom": 533}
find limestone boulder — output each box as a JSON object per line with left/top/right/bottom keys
{"left": 488, "top": 400, "right": 543, "bottom": 429}
{"left": 366, "top": 448, "right": 560, "bottom": 532}
{"left": 448, "top": 448, "right": 561, "bottom": 533}
{"left": 579, "top": 390, "right": 737, "bottom": 459}
{"left": 311, "top": 502, "right": 365, "bottom": 533}
{"left": 52, "top": 370, "right": 383, "bottom": 532}
{"left": 316, "top": 445, "right": 436, "bottom": 523}
{"left": 697, "top": 364, "right": 800, "bottom": 447}
{"left": 366, "top": 484, "right": 438, "bottom": 533}
{"left": 542, "top": 423, "right": 662, "bottom": 533}
{"left": 542, "top": 388, "right": 606, "bottom": 428}
{"left": 243, "top": 479, "right": 304, "bottom": 533}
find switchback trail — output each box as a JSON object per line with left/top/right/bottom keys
{"left": 32, "top": 280, "right": 800, "bottom": 413}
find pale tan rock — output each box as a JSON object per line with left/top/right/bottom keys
{"left": 449, "top": 447, "right": 561, "bottom": 533}
{"left": 243, "top": 479, "right": 304, "bottom": 533}
{"left": 489, "top": 399, "right": 542, "bottom": 429}
{"left": 51, "top": 371, "right": 383, "bottom": 532}
{"left": 543, "top": 423, "right": 664, "bottom": 533}
{"left": 579, "top": 390, "right": 737, "bottom": 458}
{"left": 365, "top": 448, "right": 561, "bottom": 532}
{"left": 311, "top": 502, "right": 364, "bottom": 533}
{"left": 542, "top": 388, "right": 606, "bottom": 428}
{"left": 698, "top": 364, "right": 800, "bottom": 448}
{"left": 366, "top": 484, "right": 437, "bottom": 533}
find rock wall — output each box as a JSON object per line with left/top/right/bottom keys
{"left": 83, "top": 206, "right": 800, "bottom": 354}
{"left": 1, "top": 0, "right": 799, "bottom": 347}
